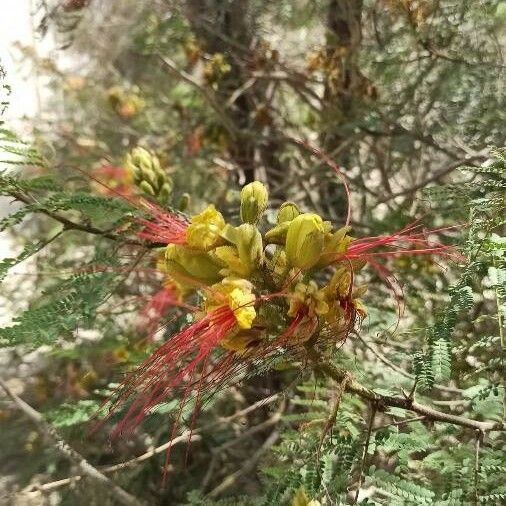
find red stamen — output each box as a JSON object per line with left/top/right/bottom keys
{"left": 139, "top": 286, "right": 197, "bottom": 339}
{"left": 97, "top": 306, "right": 237, "bottom": 437}
{"left": 136, "top": 200, "right": 189, "bottom": 245}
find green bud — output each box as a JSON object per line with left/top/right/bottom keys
{"left": 139, "top": 180, "right": 155, "bottom": 196}
{"left": 285, "top": 213, "right": 325, "bottom": 270}
{"left": 165, "top": 244, "right": 222, "bottom": 285}
{"left": 216, "top": 224, "right": 263, "bottom": 276}
{"left": 128, "top": 147, "right": 153, "bottom": 174}
{"left": 264, "top": 221, "right": 290, "bottom": 245}
{"left": 159, "top": 183, "right": 173, "bottom": 203}
{"left": 125, "top": 146, "right": 173, "bottom": 203}
{"left": 277, "top": 202, "right": 300, "bottom": 224}
{"left": 235, "top": 224, "right": 264, "bottom": 274}
{"left": 178, "top": 193, "right": 190, "bottom": 212}
{"left": 240, "top": 181, "right": 268, "bottom": 224}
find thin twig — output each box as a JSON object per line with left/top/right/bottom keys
{"left": 207, "top": 429, "right": 279, "bottom": 498}
{"left": 159, "top": 55, "right": 238, "bottom": 138}
{"left": 217, "top": 400, "right": 285, "bottom": 453}
{"left": 30, "top": 431, "right": 201, "bottom": 493}
{"left": 0, "top": 378, "right": 144, "bottom": 506}
{"left": 357, "top": 333, "right": 463, "bottom": 394}
{"left": 10, "top": 191, "right": 145, "bottom": 247}
{"left": 373, "top": 415, "right": 426, "bottom": 431}
{"left": 306, "top": 346, "right": 506, "bottom": 433}
{"left": 376, "top": 154, "right": 486, "bottom": 203}
{"left": 202, "top": 399, "right": 286, "bottom": 492}
{"left": 473, "top": 430, "right": 483, "bottom": 506}
{"left": 318, "top": 373, "right": 351, "bottom": 454}
{"left": 353, "top": 402, "right": 377, "bottom": 505}
{"left": 34, "top": 392, "right": 281, "bottom": 492}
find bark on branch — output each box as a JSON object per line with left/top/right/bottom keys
{"left": 306, "top": 346, "right": 505, "bottom": 433}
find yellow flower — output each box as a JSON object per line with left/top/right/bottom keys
{"left": 214, "top": 224, "right": 263, "bottom": 277}
{"left": 213, "top": 246, "right": 249, "bottom": 277}
{"left": 326, "top": 265, "right": 352, "bottom": 299}
{"left": 207, "top": 277, "right": 257, "bottom": 330}
{"left": 264, "top": 221, "right": 290, "bottom": 245}
{"left": 318, "top": 225, "right": 353, "bottom": 267}
{"left": 229, "top": 288, "right": 256, "bottom": 329}
{"left": 186, "top": 205, "right": 226, "bottom": 250}
{"left": 353, "top": 298, "right": 367, "bottom": 319}
{"left": 165, "top": 244, "right": 222, "bottom": 285}
{"left": 285, "top": 213, "right": 325, "bottom": 270}
{"left": 322, "top": 265, "right": 368, "bottom": 325}
{"left": 265, "top": 202, "right": 300, "bottom": 244}
{"left": 220, "top": 329, "right": 264, "bottom": 352}
{"left": 288, "top": 281, "right": 329, "bottom": 318}
{"left": 325, "top": 262, "right": 366, "bottom": 299}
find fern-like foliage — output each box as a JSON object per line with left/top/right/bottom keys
{"left": 0, "top": 268, "right": 118, "bottom": 347}
{"left": 416, "top": 150, "right": 506, "bottom": 390}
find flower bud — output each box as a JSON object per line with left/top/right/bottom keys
{"left": 264, "top": 221, "right": 289, "bottom": 245}
{"left": 213, "top": 224, "right": 263, "bottom": 277}
{"left": 235, "top": 224, "right": 264, "bottom": 275}
{"left": 212, "top": 246, "right": 247, "bottom": 277}
{"left": 125, "top": 147, "right": 172, "bottom": 204}
{"left": 285, "top": 213, "right": 325, "bottom": 270}
{"left": 139, "top": 180, "right": 155, "bottom": 196}
{"left": 159, "top": 183, "right": 173, "bottom": 204}
{"left": 240, "top": 181, "right": 268, "bottom": 224}
{"left": 165, "top": 244, "right": 222, "bottom": 285}
{"left": 126, "top": 147, "right": 150, "bottom": 172}
{"left": 277, "top": 201, "right": 299, "bottom": 224}
{"left": 219, "top": 223, "right": 239, "bottom": 244}
{"left": 178, "top": 193, "right": 190, "bottom": 212}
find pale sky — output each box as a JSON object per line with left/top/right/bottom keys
{"left": 0, "top": 0, "right": 50, "bottom": 302}
{"left": 0, "top": 0, "right": 40, "bottom": 122}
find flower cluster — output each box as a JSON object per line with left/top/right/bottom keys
{"left": 139, "top": 181, "right": 371, "bottom": 350}
{"left": 101, "top": 178, "right": 458, "bottom": 463}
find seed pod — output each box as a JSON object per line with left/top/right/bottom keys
{"left": 285, "top": 213, "right": 325, "bottom": 270}
{"left": 240, "top": 181, "right": 268, "bottom": 224}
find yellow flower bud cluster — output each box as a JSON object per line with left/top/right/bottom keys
{"left": 203, "top": 53, "right": 232, "bottom": 85}
{"left": 125, "top": 147, "right": 173, "bottom": 204}
{"left": 156, "top": 180, "right": 367, "bottom": 351}
{"left": 107, "top": 86, "right": 146, "bottom": 119}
